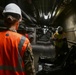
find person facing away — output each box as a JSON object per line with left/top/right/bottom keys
{"left": 0, "top": 3, "right": 35, "bottom": 75}
{"left": 18, "top": 25, "right": 34, "bottom": 43}
{"left": 17, "top": 25, "right": 29, "bottom": 39}
{"left": 52, "top": 26, "right": 68, "bottom": 57}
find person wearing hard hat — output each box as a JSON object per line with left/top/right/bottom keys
{"left": 52, "top": 26, "right": 68, "bottom": 58}
{"left": 18, "top": 25, "right": 34, "bottom": 43}
{"left": 0, "top": 3, "right": 35, "bottom": 75}
{"left": 17, "top": 25, "right": 29, "bottom": 39}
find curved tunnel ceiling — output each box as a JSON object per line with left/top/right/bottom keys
{"left": 0, "top": 0, "right": 75, "bottom": 27}
{"left": 22, "top": 0, "right": 73, "bottom": 26}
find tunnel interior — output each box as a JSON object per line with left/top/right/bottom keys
{"left": 0, "top": 0, "right": 76, "bottom": 74}
{"left": 0, "top": 0, "right": 76, "bottom": 42}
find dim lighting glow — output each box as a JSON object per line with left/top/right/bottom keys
{"left": 44, "top": 15, "right": 48, "bottom": 19}
{"left": 48, "top": 12, "right": 51, "bottom": 19}
{"left": 52, "top": 7, "right": 57, "bottom": 16}
{"left": 52, "top": 11, "right": 56, "bottom": 16}
{"left": 56, "top": 10, "right": 60, "bottom": 16}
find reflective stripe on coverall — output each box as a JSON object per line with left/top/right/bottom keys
{"left": 0, "top": 31, "right": 29, "bottom": 75}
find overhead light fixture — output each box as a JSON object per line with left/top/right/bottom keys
{"left": 44, "top": 15, "right": 48, "bottom": 19}
{"left": 48, "top": 12, "right": 51, "bottom": 19}
{"left": 52, "top": 7, "right": 57, "bottom": 17}
{"left": 52, "top": 11, "right": 56, "bottom": 16}
{"left": 56, "top": 10, "right": 60, "bottom": 17}
{"left": 43, "top": 13, "right": 49, "bottom": 20}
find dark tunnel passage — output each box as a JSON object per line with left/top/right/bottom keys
{"left": 0, "top": 0, "right": 76, "bottom": 75}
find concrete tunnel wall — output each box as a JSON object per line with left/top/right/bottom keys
{"left": 64, "top": 12, "right": 76, "bottom": 42}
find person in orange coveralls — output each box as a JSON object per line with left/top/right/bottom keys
{"left": 0, "top": 3, "right": 35, "bottom": 75}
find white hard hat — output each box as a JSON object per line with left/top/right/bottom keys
{"left": 3, "top": 3, "right": 21, "bottom": 17}
{"left": 57, "top": 26, "right": 63, "bottom": 34}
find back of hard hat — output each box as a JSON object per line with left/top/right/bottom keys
{"left": 3, "top": 3, "right": 21, "bottom": 17}
{"left": 57, "top": 26, "right": 63, "bottom": 34}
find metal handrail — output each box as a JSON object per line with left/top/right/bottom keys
{"left": 67, "top": 40, "right": 76, "bottom": 45}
